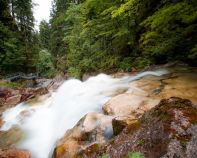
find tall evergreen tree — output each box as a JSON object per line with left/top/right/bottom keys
{"left": 39, "top": 20, "right": 51, "bottom": 50}
{"left": 0, "top": 0, "right": 39, "bottom": 74}
{"left": 0, "top": 0, "right": 22, "bottom": 73}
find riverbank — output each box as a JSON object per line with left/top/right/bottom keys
{"left": 0, "top": 76, "right": 65, "bottom": 114}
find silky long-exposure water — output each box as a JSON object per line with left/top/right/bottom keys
{"left": 0, "top": 70, "right": 168, "bottom": 158}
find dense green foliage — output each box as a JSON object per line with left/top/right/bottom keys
{"left": 0, "top": 0, "right": 39, "bottom": 75}
{"left": 1, "top": 0, "right": 196, "bottom": 78}
{"left": 98, "top": 152, "right": 144, "bottom": 158}
{"left": 0, "top": 80, "right": 25, "bottom": 88}
{"left": 127, "top": 152, "right": 144, "bottom": 158}
{"left": 37, "top": 49, "right": 56, "bottom": 77}
{"left": 46, "top": 0, "right": 197, "bottom": 78}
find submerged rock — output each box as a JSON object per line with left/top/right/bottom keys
{"left": 53, "top": 112, "right": 113, "bottom": 158}
{"left": 130, "top": 68, "right": 197, "bottom": 104}
{"left": 79, "top": 97, "right": 197, "bottom": 158}
{"left": 53, "top": 65, "right": 197, "bottom": 158}
{"left": 0, "top": 127, "right": 24, "bottom": 149}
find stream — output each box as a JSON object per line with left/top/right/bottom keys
{"left": 0, "top": 70, "right": 168, "bottom": 158}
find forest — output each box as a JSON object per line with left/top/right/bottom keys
{"left": 0, "top": 1, "right": 197, "bottom": 158}
{"left": 0, "top": 0, "right": 197, "bottom": 78}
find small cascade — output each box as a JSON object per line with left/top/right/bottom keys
{"left": 0, "top": 69, "right": 168, "bottom": 158}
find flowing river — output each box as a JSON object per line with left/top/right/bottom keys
{"left": 0, "top": 70, "right": 168, "bottom": 158}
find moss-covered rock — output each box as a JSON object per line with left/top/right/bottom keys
{"left": 0, "top": 148, "right": 31, "bottom": 158}
{"left": 79, "top": 97, "right": 197, "bottom": 158}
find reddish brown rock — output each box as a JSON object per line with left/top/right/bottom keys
{"left": 0, "top": 88, "right": 11, "bottom": 98}
{"left": 80, "top": 97, "right": 197, "bottom": 158}
{"left": 20, "top": 94, "right": 34, "bottom": 102}
{"left": 5, "top": 95, "right": 21, "bottom": 106}
{"left": 0, "top": 149, "right": 31, "bottom": 158}
{"left": 0, "top": 87, "right": 50, "bottom": 113}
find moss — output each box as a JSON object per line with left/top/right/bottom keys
{"left": 0, "top": 81, "right": 25, "bottom": 88}
{"left": 76, "top": 98, "right": 197, "bottom": 158}
{"left": 149, "top": 98, "right": 197, "bottom": 143}
{"left": 151, "top": 98, "right": 197, "bottom": 122}
{"left": 136, "top": 139, "right": 145, "bottom": 146}
{"left": 98, "top": 154, "right": 109, "bottom": 158}
{"left": 125, "top": 152, "right": 144, "bottom": 158}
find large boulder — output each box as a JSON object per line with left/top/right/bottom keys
{"left": 53, "top": 112, "right": 113, "bottom": 158}
{"left": 103, "top": 94, "right": 159, "bottom": 117}
{"left": 0, "top": 149, "right": 31, "bottom": 158}
{"left": 80, "top": 97, "right": 197, "bottom": 158}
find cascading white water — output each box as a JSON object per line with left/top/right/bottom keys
{"left": 0, "top": 70, "right": 168, "bottom": 158}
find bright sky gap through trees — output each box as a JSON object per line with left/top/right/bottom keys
{"left": 33, "top": 0, "right": 52, "bottom": 29}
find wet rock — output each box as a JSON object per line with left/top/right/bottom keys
{"left": 156, "top": 73, "right": 197, "bottom": 103}
{"left": 0, "top": 87, "right": 50, "bottom": 113}
{"left": 112, "top": 72, "right": 131, "bottom": 78}
{"left": 5, "top": 95, "right": 21, "bottom": 106}
{"left": 53, "top": 112, "right": 113, "bottom": 158}
{"left": 0, "top": 148, "right": 31, "bottom": 158}
{"left": 0, "top": 127, "right": 24, "bottom": 149}
{"left": 0, "top": 118, "right": 4, "bottom": 128}
{"left": 129, "top": 75, "right": 164, "bottom": 96}
{"left": 103, "top": 94, "right": 159, "bottom": 117}
{"left": 130, "top": 68, "right": 197, "bottom": 104}
{"left": 20, "top": 93, "right": 34, "bottom": 102}
{"left": 0, "top": 88, "right": 11, "bottom": 98}
{"left": 83, "top": 97, "right": 197, "bottom": 158}
{"left": 26, "top": 87, "right": 49, "bottom": 96}
{"left": 82, "top": 72, "right": 99, "bottom": 81}
{"left": 0, "top": 98, "right": 6, "bottom": 106}
{"left": 112, "top": 116, "right": 137, "bottom": 136}
{"left": 36, "top": 77, "right": 64, "bottom": 91}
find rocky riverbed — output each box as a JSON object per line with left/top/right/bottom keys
{"left": 53, "top": 64, "right": 197, "bottom": 158}
{"left": 0, "top": 64, "right": 196, "bottom": 158}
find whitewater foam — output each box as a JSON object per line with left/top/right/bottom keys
{"left": 0, "top": 69, "right": 168, "bottom": 158}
